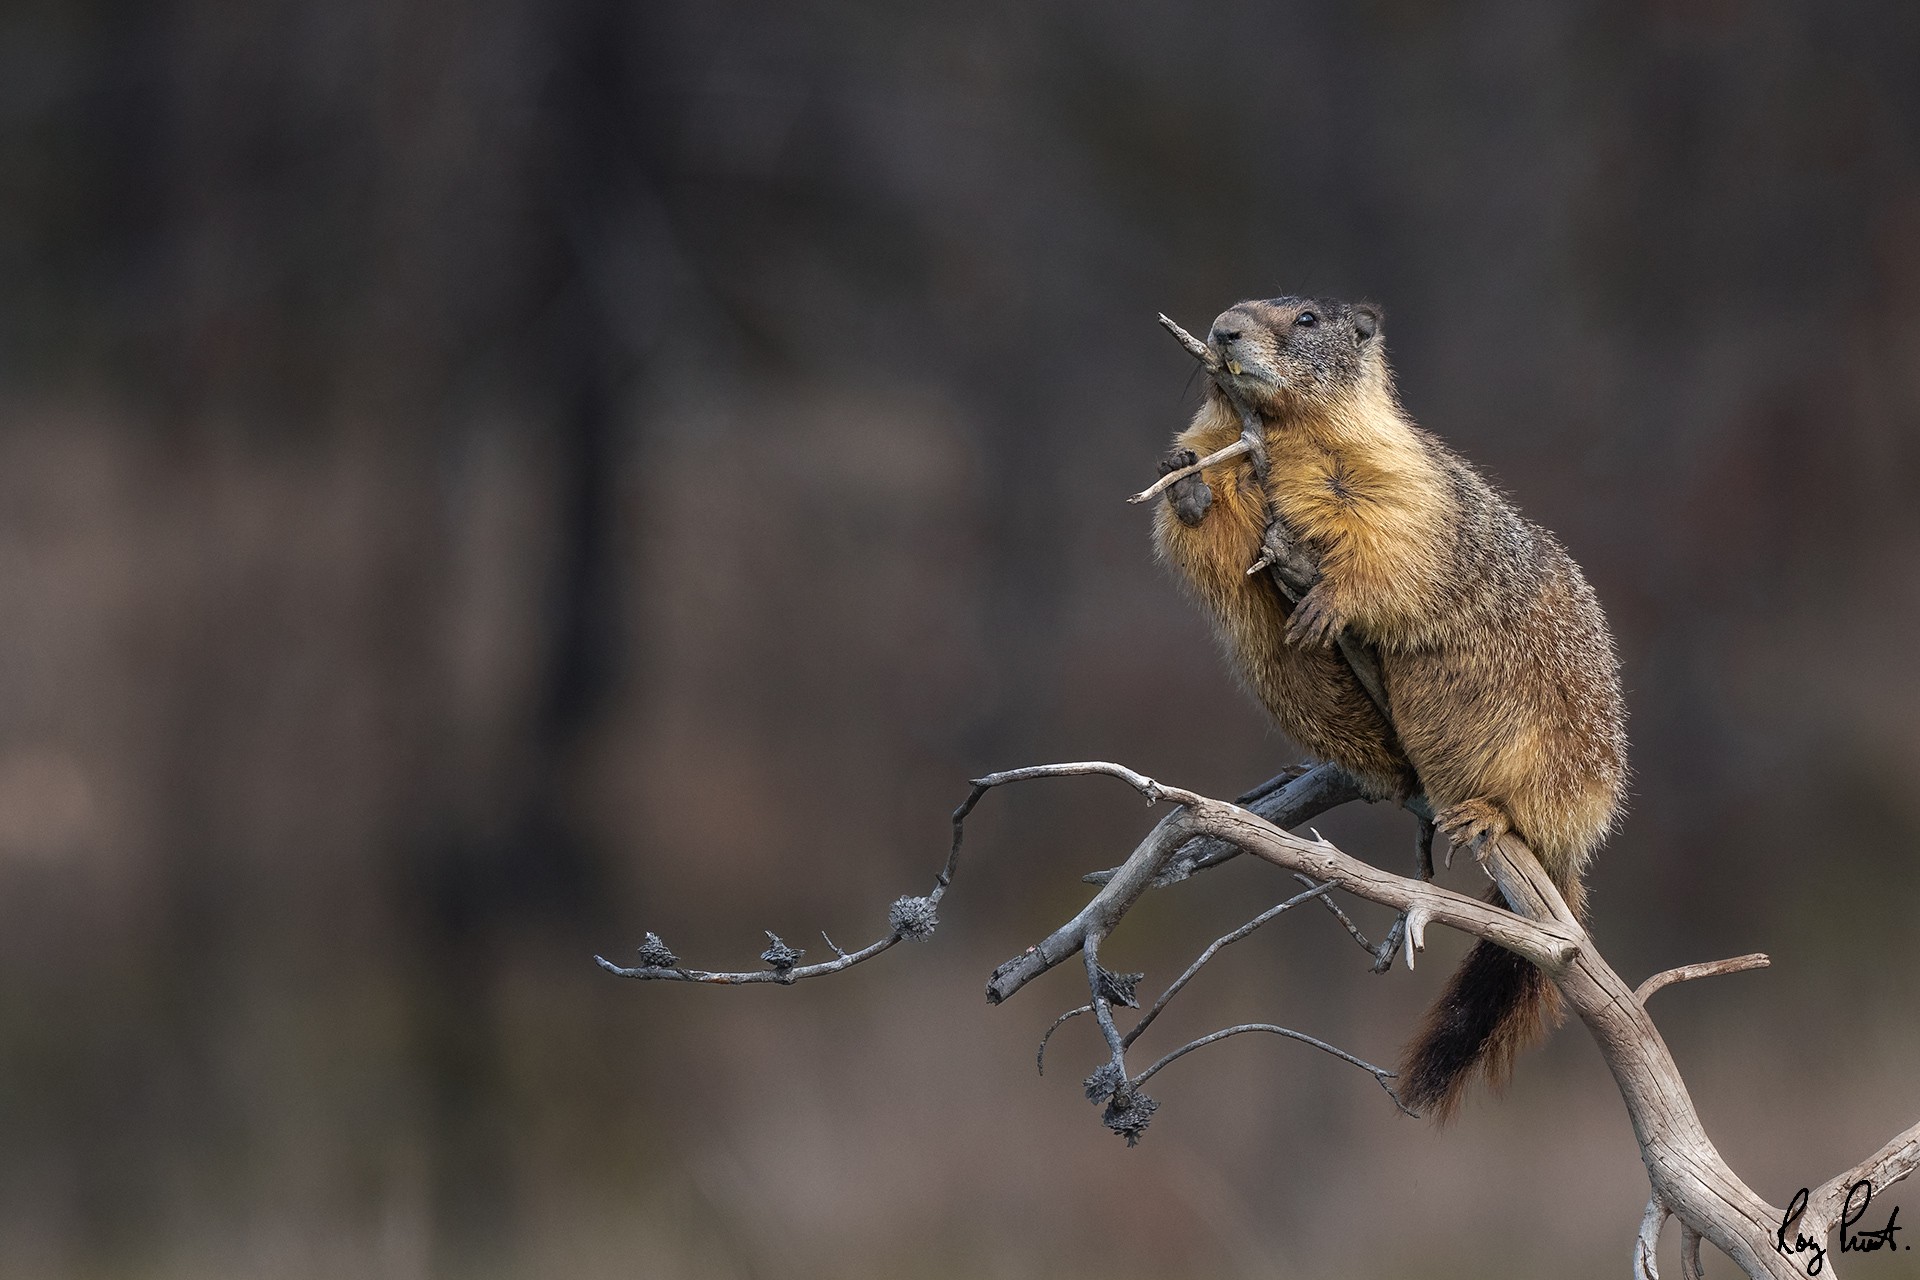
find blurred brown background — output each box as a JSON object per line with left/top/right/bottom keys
{"left": 3, "top": 1, "right": 1919, "bottom": 1277}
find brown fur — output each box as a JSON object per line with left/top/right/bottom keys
{"left": 1152, "top": 295, "right": 1627, "bottom": 1118}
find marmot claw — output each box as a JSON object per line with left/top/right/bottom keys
{"left": 1283, "top": 582, "right": 1344, "bottom": 649}
{"left": 1435, "top": 798, "right": 1510, "bottom": 869}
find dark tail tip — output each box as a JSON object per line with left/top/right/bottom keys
{"left": 1398, "top": 929, "right": 1563, "bottom": 1122}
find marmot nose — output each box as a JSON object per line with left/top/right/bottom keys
{"left": 1210, "top": 326, "right": 1243, "bottom": 345}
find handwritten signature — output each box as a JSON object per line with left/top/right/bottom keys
{"left": 1774, "top": 1181, "right": 1905, "bottom": 1275}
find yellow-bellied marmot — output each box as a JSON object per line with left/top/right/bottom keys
{"left": 1152, "top": 295, "right": 1627, "bottom": 1119}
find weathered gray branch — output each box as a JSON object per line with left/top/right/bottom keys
{"left": 594, "top": 766, "right": 978, "bottom": 984}
{"left": 986, "top": 762, "right": 1363, "bottom": 1003}
{"left": 965, "top": 760, "right": 1910, "bottom": 1280}
{"left": 1082, "top": 761, "right": 1366, "bottom": 887}
{"left": 1795, "top": 1117, "right": 1920, "bottom": 1248}
{"left": 1635, "top": 953, "right": 1771, "bottom": 1004}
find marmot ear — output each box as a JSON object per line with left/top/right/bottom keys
{"left": 1353, "top": 305, "right": 1382, "bottom": 342}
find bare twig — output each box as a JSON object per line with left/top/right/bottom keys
{"left": 1288, "top": 869, "right": 1391, "bottom": 959}
{"left": 1638, "top": 1196, "right": 1669, "bottom": 1280}
{"left": 596, "top": 760, "right": 975, "bottom": 984}
{"left": 1082, "top": 937, "right": 1130, "bottom": 1093}
{"left": 1156, "top": 311, "right": 1215, "bottom": 364}
{"left": 1150, "top": 313, "right": 1270, "bottom": 490}
{"left": 1122, "top": 880, "right": 1336, "bottom": 1050}
{"left": 1681, "top": 1226, "right": 1708, "bottom": 1280}
{"left": 1130, "top": 1023, "right": 1412, "bottom": 1117}
{"left": 595, "top": 932, "right": 898, "bottom": 985}
{"left": 1036, "top": 1004, "right": 1092, "bottom": 1075}
{"left": 1127, "top": 436, "right": 1254, "bottom": 504}
{"left": 1635, "top": 954, "right": 1771, "bottom": 1004}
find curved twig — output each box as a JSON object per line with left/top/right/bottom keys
{"left": 1156, "top": 311, "right": 1216, "bottom": 365}
{"left": 1636, "top": 953, "right": 1771, "bottom": 1004}
{"left": 1036, "top": 1004, "right": 1092, "bottom": 1076}
{"left": 597, "top": 766, "right": 978, "bottom": 984}
{"left": 1638, "top": 1197, "right": 1670, "bottom": 1280}
{"left": 1127, "top": 437, "right": 1254, "bottom": 504}
{"left": 1681, "top": 1225, "right": 1708, "bottom": 1280}
{"left": 595, "top": 931, "right": 901, "bottom": 985}
{"left": 1122, "top": 880, "right": 1336, "bottom": 1050}
{"left": 1130, "top": 1023, "right": 1412, "bottom": 1117}
{"left": 1083, "top": 937, "right": 1130, "bottom": 1087}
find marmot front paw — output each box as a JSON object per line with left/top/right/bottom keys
{"left": 1283, "top": 581, "right": 1344, "bottom": 648}
{"left": 1251, "top": 514, "right": 1318, "bottom": 581}
{"left": 1159, "top": 448, "right": 1212, "bottom": 527}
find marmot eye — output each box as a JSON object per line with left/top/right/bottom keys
{"left": 1295, "top": 311, "right": 1318, "bottom": 327}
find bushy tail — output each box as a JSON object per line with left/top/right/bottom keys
{"left": 1397, "top": 883, "right": 1567, "bottom": 1121}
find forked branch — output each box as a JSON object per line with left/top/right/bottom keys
{"left": 602, "top": 754, "right": 1915, "bottom": 1277}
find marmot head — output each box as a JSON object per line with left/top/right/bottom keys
{"left": 1205, "top": 295, "right": 1386, "bottom": 415}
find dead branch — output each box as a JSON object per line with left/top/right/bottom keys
{"left": 1035, "top": 1004, "right": 1092, "bottom": 1074}
{"left": 984, "top": 762, "right": 1378, "bottom": 1003}
{"left": 1131, "top": 1024, "right": 1410, "bottom": 1116}
{"left": 1082, "top": 760, "right": 1367, "bottom": 887}
{"left": 600, "top": 750, "right": 1916, "bottom": 1276}
{"left": 1639, "top": 1197, "right": 1669, "bottom": 1280}
{"left": 1635, "top": 953, "right": 1771, "bottom": 1003}
{"left": 1682, "top": 1228, "right": 1708, "bottom": 1280}
{"left": 958, "top": 761, "right": 1915, "bottom": 1279}
{"left": 593, "top": 769, "right": 973, "bottom": 983}
{"left": 1796, "top": 1118, "right": 1920, "bottom": 1247}
{"left": 1127, "top": 436, "right": 1254, "bottom": 503}
{"left": 1122, "top": 879, "right": 1337, "bottom": 1050}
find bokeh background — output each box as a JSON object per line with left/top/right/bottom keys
{"left": 4, "top": 1, "right": 1919, "bottom": 1276}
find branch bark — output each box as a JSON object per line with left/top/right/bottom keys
{"left": 984, "top": 762, "right": 1361, "bottom": 1003}
{"left": 1635, "top": 953, "right": 1771, "bottom": 1003}
{"left": 966, "top": 761, "right": 1915, "bottom": 1280}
